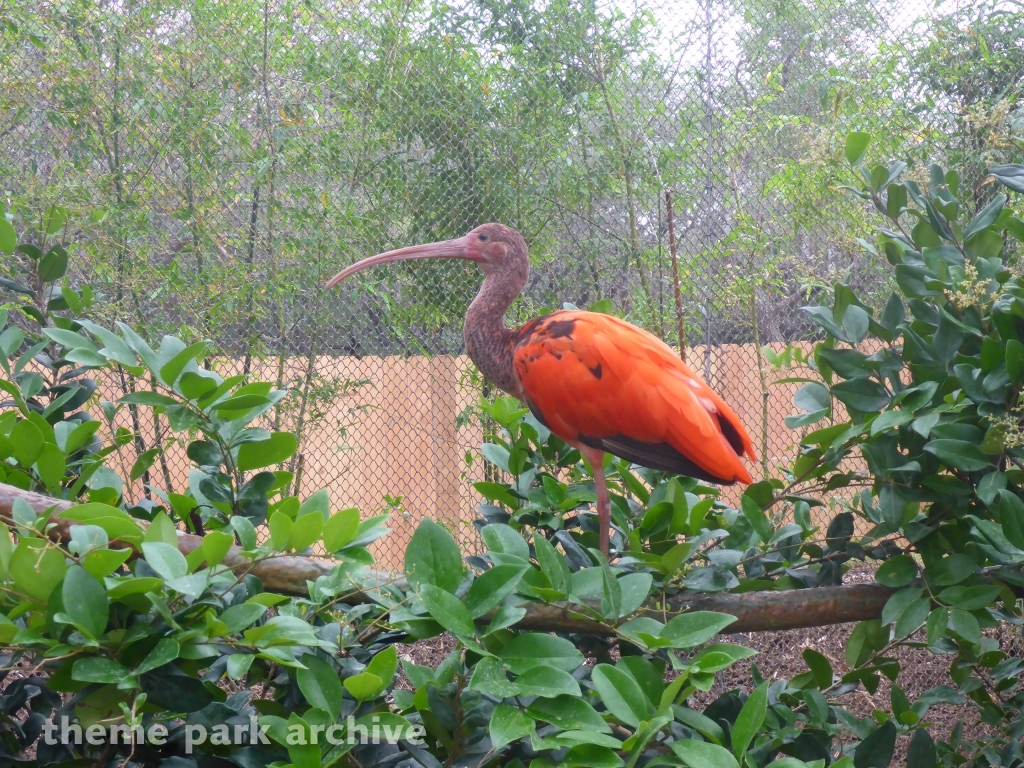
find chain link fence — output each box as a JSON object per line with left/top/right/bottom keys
{"left": 3, "top": 0, "right": 1023, "bottom": 561}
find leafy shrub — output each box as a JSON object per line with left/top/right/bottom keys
{"left": 2, "top": 147, "right": 1024, "bottom": 767}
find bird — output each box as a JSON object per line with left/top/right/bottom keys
{"left": 326, "top": 223, "right": 756, "bottom": 557}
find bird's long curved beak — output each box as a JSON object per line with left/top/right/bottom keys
{"left": 325, "top": 235, "right": 476, "bottom": 289}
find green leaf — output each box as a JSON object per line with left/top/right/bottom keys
{"left": 144, "top": 511, "right": 179, "bottom": 546}
{"left": 660, "top": 611, "right": 736, "bottom": 648}
{"left": 210, "top": 394, "right": 271, "bottom": 411}
{"left": 0, "top": 523, "right": 11, "bottom": 581}
{"left": 989, "top": 163, "right": 1024, "bottom": 194}
{"left": 831, "top": 379, "right": 890, "bottom": 413}
{"left": 159, "top": 341, "right": 209, "bottom": 385}
{"left": 906, "top": 728, "right": 936, "bottom": 768}
{"left": 343, "top": 671, "right": 382, "bottom": 702}
{"left": 802, "top": 648, "right": 833, "bottom": 688}
{"left": 964, "top": 194, "right": 1005, "bottom": 240}
{"left": 10, "top": 539, "right": 67, "bottom": 603}
{"left": 179, "top": 371, "right": 219, "bottom": 401}
{"left": 526, "top": 694, "right": 611, "bottom": 733}
{"left": 43, "top": 204, "right": 68, "bottom": 234}
{"left": 118, "top": 391, "right": 179, "bottom": 407}
{"left": 480, "top": 523, "right": 530, "bottom": 560}
{"left": 62, "top": 565, "right": 109, "bottom": 639}
{"left": 740, "top": 495, "right": 773, "bottom": 544}
{"left": 464, "top": 564, "right": 528, "bottom": 619}
{"left": 671, "top": 739, "right": 740, "bottom": 768}
{"left": 419, "top": 583, "right": 476, "bottom": 638}
{"left": 875, "top": 555, "right": 918, "bottom": 588}
{"left": 689, "top": 644, "right": 757, "bottom": 673}
{"left": 220, "top": 603, "right": 267, "bottom": 633}
{"left": 202, "top": 530, "right": 234, "bottom": 566}
{"left": 322, "top": 508, "right": 360, "bottom": 551}
{"left": 499, "top": 633, "right": 584, "bottom": 674}
{"left": 35, "top": 442, "right": 66, "bottom": 491}
{"left": 843, "top": 305, "right": 869, "bottom": 343}
{"left": 226, "top": 654, "right": 254, "bottom": 680}
{"left": 135, "top": 638, "right": 180, "bottom": 675}
{"left": 10, "top": 419, "right": 43, "bottom": 466}
{"left": 130, "top": 448, "right": 160, "bottom": 483}
{"left": 950, "top": 608, "right": 980, "bottom": 645}
{"left": 926, "top": 554, "right": 976, "bottom": 587}
{"left": 82, "top": 548, "right": 131, "bottom": 579}
{"left": 999, "top": 491, "right": 1024, "bottom": 550}
{"left": 591, "top": 663, "right": 647, "bottom": 727}
{"left": 845, "top": 132, "right": 871, "bottom": 165}
{"left": 288, "top": 511, "right": 323, "bottom": 552}
{"left": 731, "top": 681, "right": 768, "bottom": 760}
{"left": 141, "top": 542, "right": 188, "bottom": 580}
{"left": 230, "top": 515, "right": 258, "bottom": 551}
{"left": 923, "top": 439, "right": 989, "bottom": 472}
{"left": 404, "top": 518, "right": 465, "bottom": 594}
{"left": 38, "top": 244, "right": 69, "bottom": 282}
{"left": 853, "top": 720, "right": 896, "bottom": 768}
{"left": 533, "top": 535, "right": 571, "bottom": 593}
{"left": 600, "top": 562, "right": 621, "bottom": 620}
{"left": 236, "top": 432, "right": 298, "bottom": 472}
{"left": 1007, "top": 340, "right": 1024, "bottom": 385}
{"left": 489, "top": 703, "right": 534, "bottom": 750}
{"left": 514, "top": 665, "right": 581, "bottom": 698}
{"left": 72, "top": 657, "right": 130, "bottom": 684}
{"left": 268, "top": 511, "right": 292, "bottom": 550}
{"left": 894, "top": 598, "right": 930, "bottom": 638}
{"left": 297, "top": 654, "right": 344, "bottom": 717}
{"left": 0, "top": 218, "right": 15, "bottom": 255}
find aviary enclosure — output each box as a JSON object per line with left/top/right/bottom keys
{"left": 1, "top": 0, "right": 1024, "bottom": 766}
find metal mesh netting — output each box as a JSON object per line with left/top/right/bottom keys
{"left": 3, "top": 0, "right": 1023, "bottom": 562}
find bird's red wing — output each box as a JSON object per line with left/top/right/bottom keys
{"left": 512, "top": 310, "right": 755, "bottom": 484}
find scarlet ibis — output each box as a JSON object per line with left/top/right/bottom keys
{"left": 326, "top": 223, "right": 756, "bottom": 556}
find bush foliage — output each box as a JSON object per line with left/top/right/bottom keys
{"left": 2, "top": 147, "right": 1024, "bottom": 767}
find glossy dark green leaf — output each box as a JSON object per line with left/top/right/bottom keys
{"left": 62, "top": 565, "right": 108, "bottom": 639}
{"left": 236, "top": 432, "right": 297, "bottom": 471}
{"left": 854, "top": 719, "right": 897, "bottom": 768}
{"left": 464, "top": 564, "right": 527, "bottom": 619}
{"left": 489, "top": 703, "right": 534, "bottom": 750}
{"left": 989, "top": 163, "right": 1024, "bottom": 193}
{"left": 926, "top": 554, "right": 976, "bottom": 587}
{"left": 38, "top": 244, "right": 69, "bottom": 282}
{"left": 923, "top": 439, "right": 989, "bottom": 472}
{"left": 419, "top": 583, "right": 476, "bottom": 638}
{"left": 906, "top": 728, "right": 936, "bottom": 768}
{"left": 731, "top": 681, "right": 768, "bottom": 760}
{"left": 499, "top": 633, "right": 583, "bottom": 674}
{"left": 1006, "top": 340, "right": 1024, "bottom": 385}
{"left": 297, "top": 654, "right": 344, "bottom": 717}
{"left": 802, "top": 648, "right": 833, "bottom": 689}
{"left": 831, "top": 379, "right": 890, "bottom": 413}
{"left": 875, "top": 555, "right": 917, "bottom": 588}
{"left": 404, "top": 518, "right": 464, "bottom": 594}
{"left": 591, "top": 663, "right": 647, "bottom": 726}
{"left": 963, "top": 194, "right": 1005, "bottom": 240}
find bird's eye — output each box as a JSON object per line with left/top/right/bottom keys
{"left": 479, "top": 234, "right": 488, "bottom": 241}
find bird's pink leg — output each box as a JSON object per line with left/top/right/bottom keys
{"left": 580, "top": 445, "right": 611, "bottom": 557}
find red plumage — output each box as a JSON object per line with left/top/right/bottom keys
{"left": 512, "top": 310, "right": 755, "bottom": 485}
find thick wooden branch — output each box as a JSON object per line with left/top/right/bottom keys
{"left": 1, "top": 482, "right": 895, "bottom": 635}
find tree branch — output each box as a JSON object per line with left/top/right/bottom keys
{"left": 0, "top": 481, "right": 902, "bottom": 636}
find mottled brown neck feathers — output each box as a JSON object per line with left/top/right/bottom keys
{"left": 463, "top": 243, "right": 529, "bottom": 397}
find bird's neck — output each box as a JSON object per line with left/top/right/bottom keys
{"left": 464, "top": 267, "right": 527, "bottom": 397}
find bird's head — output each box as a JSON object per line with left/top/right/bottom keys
{"left": 325, "top": 223, "right": 527, "bottom": 289}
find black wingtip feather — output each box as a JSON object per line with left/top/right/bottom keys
{"left": 578, "top": 433, "right": 736, "bottom": 485}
